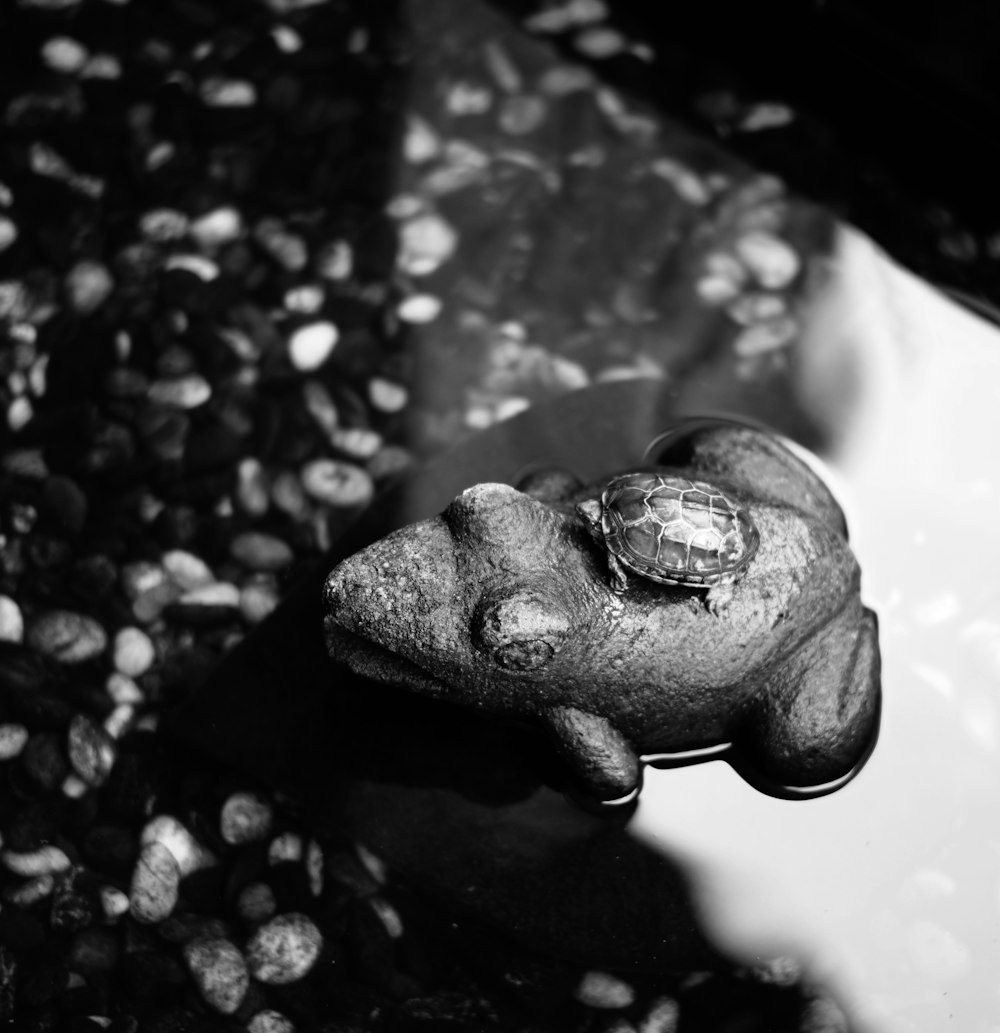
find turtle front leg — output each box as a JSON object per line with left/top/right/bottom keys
{"left": 705, "top": 582, "right": 734, "bottom": 616}
{"left": 607, "top": 553, "right": 630, "bottom": 594}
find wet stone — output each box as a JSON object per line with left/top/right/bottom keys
{"left": 141, "top": 814, "right": 216, "bottom": 878}
{"left": 21, "top": 733, "right": 71, "bottom": 790}
{"left": 236, "top": 458, "right": 270, "bottom": 516}
{"left": 246, "top": 1009, "right": 296, "bottom": 1033}
{"left": 575, "top": 971, "right": 636, "bottom": 1008}
{"left": 183, "top": 936, "right": 249, "bottom": 1014}
{"left": 147, "top": 374, "right": 212, "bottom": 410}
{"left": 64, "top": 261, "right": 114, "bottom": 315}
{"left": 245, "top": 913, "right": 322, "bottom": 984}
{"left": 733, "top": 231, "right": 800, "bottom": 289}
{"left": 67, "top": 926, "right": 119, "bottom": 976}
{"left": 67, "top": 714, "right": 116, "bottom": 787}
{"left": 237, "top": 882, "right": 277, "bottom": 925}
{"left": 239, "top": 578, "right": 280, "bottom": 625}
{"left": 0, "top": 724, "right": 29, "bottom": 759}
{"left": 27, "top": 610, "right": 108, "bottom": 664}
{"left": 300, "top": 459, "right": 374, "bottom": 508}
{"left": 288, "top": 322, "right": 339, "bottom": 372}
{"left": 112, "top": 626, "right": 155, "bottom": 678}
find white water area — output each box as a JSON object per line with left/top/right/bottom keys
{"left": 634, "top": 227, "right": 1000, "bottom": 1032}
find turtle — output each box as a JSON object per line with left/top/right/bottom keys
{"left": 576, "top": 472, "right": 760, "bottom": 614}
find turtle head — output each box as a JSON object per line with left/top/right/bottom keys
{"left": 575, "top": 498, "right": 604, "bottom": 541}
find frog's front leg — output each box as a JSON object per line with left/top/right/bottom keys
{"left": 544, "top": 706, "right": 641, "bottom": 801}
{"left": 737, "top": 599, "right": 881, "bottom": 790}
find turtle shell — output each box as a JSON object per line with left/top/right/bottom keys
{"left": 600, "top": 473, "right": 759, "bottom": 587}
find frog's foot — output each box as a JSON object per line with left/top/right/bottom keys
{"left": 705, "top": 583, "right": 733, "bottom": 617}
{"left": 737, "top": 599, "right": 881, "bottom": 789}
{"left": 545, "top": 706, "right": 640, "bottom": 801}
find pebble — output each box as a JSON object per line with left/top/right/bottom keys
{"left": 637, "top": 996, "right": 680, "bottom": 1033}
{"left": 2, "top": 844, "right": 72, "bottom": 878}
{"left": 163, "top": 254, "right": 220, "bottom": 280}
{"left": 140, "top": 208, "right": 189, "bottom": 242}
{"left": 499, "top": 95, "right": 548, "bottom": 135}
{"left": 288, "top": 321, "right": 339, "bottom": 371}
{"left": 300, "top": 458, "right": 374, "bottom": 508}
{"left": 7, "top": 396, "right": 33, "bottom": 431}
{"left": 82, "top": 53, "right": 122, "bottom": 79}
{"left": 130, "top": 841, "right": 180, "bottom": 923}
{"left": 178, "top": 582, "right": 241, "bottom": 608}
{"left": 147, "top": 373, "right": 212, "bottom": 409}
{"left": 0, "top": 724, "right": 29, "bottom": 760}
{"left": 270, "top": 470, "right": 310, "bottom": 519}
{"left": 254, "top": 219, "right": 308, "bottom": 272}
{"left": 302, "top": 379, "right": 339, "bottom": 435}
{"left": 200, "top": 77, "right": 257, "bottom": 107}
{"left": 0, "top": 595, "right": 23, "bottom": 642}
{"left": 649, "top": 158, "right": 710, "bottom": 206}
{"left": 235, "top": 457, "right": 270, "bottom": 517}
{"left": 189, "top": 207, "right": 243, "bottom": 249}
{"left": 367, "top": 377, "right": 408, "bottom": 413}
{"left": 41, "top": 36, "right": 90, "bottom": 74}
{"left": 239, "top": 578, "right": 280, "bottom": 625}
{"left": 733, "top": 231, "right": 801, "bottom": 289}
{"left": 230, "top": 532, "right": 294, "bottom": 572}
{"left": 220, "top": 791, "right": 275, "bottom": 845}
{"left": 247, "top": 1010, "right": 296, "bottom": 1033}
{"left": 246, "top": 914, "right": 323, "bottom": 984}
{"left": 67, "top": 714, "right": 117, "bottom": 786}
{"left": 28, "top": 610, "right": 108, "bottom": 664}
{"left": 103, "top": 703, "right": 135, "bottom": 739}
{"left": 306, "top": 839, "right": 324, "bottom": 896}
{"left": 99, "top": 886, "right": 130, "bottom": 921}
{"left": 4, "top": 873, "right": 55, "bottom": 907}
{"left": 284, "top": 284, "right": 325, "bottom": 314}
{"left": 575, "top": 971, "right": 636, "bottom": 1009}
{"left": 397, "top": 293, "right": 443, "bottom": 324}
{"left": 368, "top": 445, "right": 412, "bottom": 481}
{"left": 237, "top": 883, "right": 277, "bottom": 924}
{"left": 141, "top": 815, "right": 216, "bottom": 877}
{"left": 732, "top": 316, "right": 798, "bottom": 356}
{"left": 106, "top": 672, "right": 144, "bottom": 705}
{"left": 183, "top": 937, "right": 250, "bottom": 1014}
{"left": 268, "top": 832, "right": 304, "bottom": 864}
{"left": 727, "top": 292, "right": 787, "bottom": 326}
{"left": 397, "top": 214, "right": 458, "bottom": 276}
{"left": 0, "top": 216, "right": 17, "bottom": 252}
{"left": 369, "top": 896, "right": 404, "bottom": 939}
{"left": 404, "top": 117, "right": 441, "bottom": 164}
{"left": 315, "top": 240, "right": 353, "bottom": 281}
{"left": 799, "top": 994, "right": 849, "bottom": 1033}
{"left": 330, "top": 426, "right": 383, "bottom": 461}
{"left": 112, "top": 626, "right": 155, "bottom": 678}
{"left": 162, "top": 549, "right": 214, "bottom": 590}
{"left": 64, "top": 260, "right": 115, "bottom": 314}
{"left": 573, "top": 26, "right": 627, "bottom": 58}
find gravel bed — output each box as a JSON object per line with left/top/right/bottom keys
{"left": 0, "top": 0, "right": 887, "bottom": 1029}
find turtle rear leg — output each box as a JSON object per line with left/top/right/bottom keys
{"left": 705, "top": 582, "right": 734, "bottom": 616}
{"left": 607, "top": 553, "right": 630, "bottom": 593}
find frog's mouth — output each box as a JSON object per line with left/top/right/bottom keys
{"left": 324, "top": 618, "right": 452, "bottom": 700}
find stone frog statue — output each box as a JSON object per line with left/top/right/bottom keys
{"left": 323, "top": 423, "right": 881, "bottom": 802}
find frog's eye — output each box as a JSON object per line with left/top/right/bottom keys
{"left": 473, "top": 590, "right": 570, "bottom": 672}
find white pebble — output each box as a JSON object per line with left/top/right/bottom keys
{"left": 444, "top": 81, "right": 493, "bottom": 116}
{"left": 270, "top": 25, "right": 303, "bottom": 53}
{"left": 200, "top": 78, "right": 257, "bottom": 107}
{"left": 65, "top": 260, "right": 114, "bottom": 314}
{"left": 397, "top": 214, "right": 457, "bottom": 276}
{"left": 0, "top": 216, "right": 18, "bottom": 253}
{"left": 106, "top": 672, "right": 144, "bottom": 705}
{"left": 369, "top": 896, "right": 404, "bottom": 939}
{"left": 732, "top": 317, "right": 798, "bottom": 356}
{"left": 329, "top": 426, "right": 382, "bottom": 461}
{"left": 268, "top": 832, "right": 304, "bottom": 864}
{"left": 142, "top": 815, "right": 217, "bottom": 877}
{"left": 7, "top": 396, "right": 33, "bottom": 431}
{"left": 0, "top": 594, "right": 24, "bottom": 642}
{"left": 574, "top": 25, "right": 627, "bottom": 58}
{"left": 246, "top": 914, "right": 323, "bottom": 984}
{"left": 81, "top": 53, "right": 122, "bottom": 79}
{"left": 404, "top": 117, "right": 440, "bottom": 164}
{"left": 355, "top": 843, "right": 387, "bottom": 884}
{"left": 283, "top": 283, "right": 325, "bottom": 314}
{"left": 247, "top": 1009, "right": 296, "bottom": 1033}
{"left": 163, "top": 253, "right": 219, "bottom": 281}
{"left": 41, "top": 36, "right": 90, "bottom": 74}
{"left": 179, "top": 582, "right": 241, "bottom": 607}
{"left": 236, "top": 457, "right": 270, "bottom": 517}
{"left": 727, "top": 292, "right": 787, "bottom": 326}
{"left": 288, "top": 321, "right": 338, "bottom": 371}
{"left": 239, "top": 578, "right": 280, "bottom": 625}
{"left": 306, "top": 840, "right": 323, "bottom": 896}
{"left": 739, "top": 103, "right": 795, "bottom": 132}
{"left": 2, "top": 845, "right": 72, "bottom": 878}
{"left": 113, "top": 626, "right": 155, "bottom": 678}
{"left": 148, "top": 373, "right": 212, "bottom": 409}
{"left": 162, "top": 549, "right": 214, "bottom": 591}
{"left": 650, "top": 158, "right": 710, "bottom": 206}
{"left": 100, "top": 885, "right": 130, "bottom": 921}
{"left": 4, "top": 874, "right": 55, "bottom": 907}
{"left": 183, "top": 937, "right": 249, "bottom": 1014}
{"left": 396, "top": 294, "right": 442, "bottom": 324}
{"left": 190, "top": 206, "right": 243, "bottom": 249}
{"left": 67, "top": 713, "right": 117, "bottom": 786}
{"left": 733, "top": 231, "right": 800, "bottom": 289}
{"left": 538, "top": 64, "right": 594, "bottom": 96}
{"left": 220, "top": 791, "right": 275, "bottom": 845}
{"left": 499, "top": 94, "right": 548, "bottom": 135}
{"left": 638, "top": 997, "right": 680, "bottom": 1033}
{"left": 103, "top": 704, "right": 135, "bottom": 739}
{"left": 367, "top": 377, "right": 408, "bottom": 413}
{"left": 139, "top": 208, "right": 189, "bottom": 242}
{"left": 315, "top": 240, "right": 353, "bottom": 281}
{"left": 695, "top": 275, "right": 742, "bottom": 306}
{"left": 302, "top": 379, "right": 338, "bottom": 434}
{"left": 300, "top": 459, "right": 374, "bottom": 508}
{"left": 61, "top": 773, "right": 89, "bottom": 798}
{"left": 254, "top": 219, "right": 308, "bottom": 272}
{"left": 28, "top": 610, "right": 108, "bottom": 664}
{"left": 0, "top": 724, "right": 29, "bottom": 760}
{"left": 575, "top": 970, "right": 636, "bottom": 1009}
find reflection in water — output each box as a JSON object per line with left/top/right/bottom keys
{"left": 634, "top": 229, "right": 1000, "bottom": 1032}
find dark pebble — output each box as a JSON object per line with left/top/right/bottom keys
{"left": 120, "top": 952, "right": 188, "bottom": 1010}
{"left": 40, "top": 476, "right": 88, "bottom": 536}
{"left": 67, "top": 926, "right": 120, "bottom": 977}
{"left": 81, "top": 824, "right": 139, "bottom": 878}
{"left": 50, "top": 883, "right": 97, "bottom": 935}
{"left": 20, "top": 958, "right": 68, "bottom": 1008}
{"left": 393, "top": 992, "right": 502, "bottom": 1032}
{"left": 0, "top": 642, "right": 51, "bottom": 696}
{"left": 21, "top": 733, "right": 71, "bottom": 791}
{"left": 67, "top": 714, "right": 116, "bottom": 787}
{"left": 347, "top": 898, "right": 396, "bottom": 989}
{"left": 0, "top": 906, "right": 46, "bottom": 954}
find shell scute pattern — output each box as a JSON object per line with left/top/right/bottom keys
{"left": 601, "top": 474, "right": 759, "bottom": 587}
